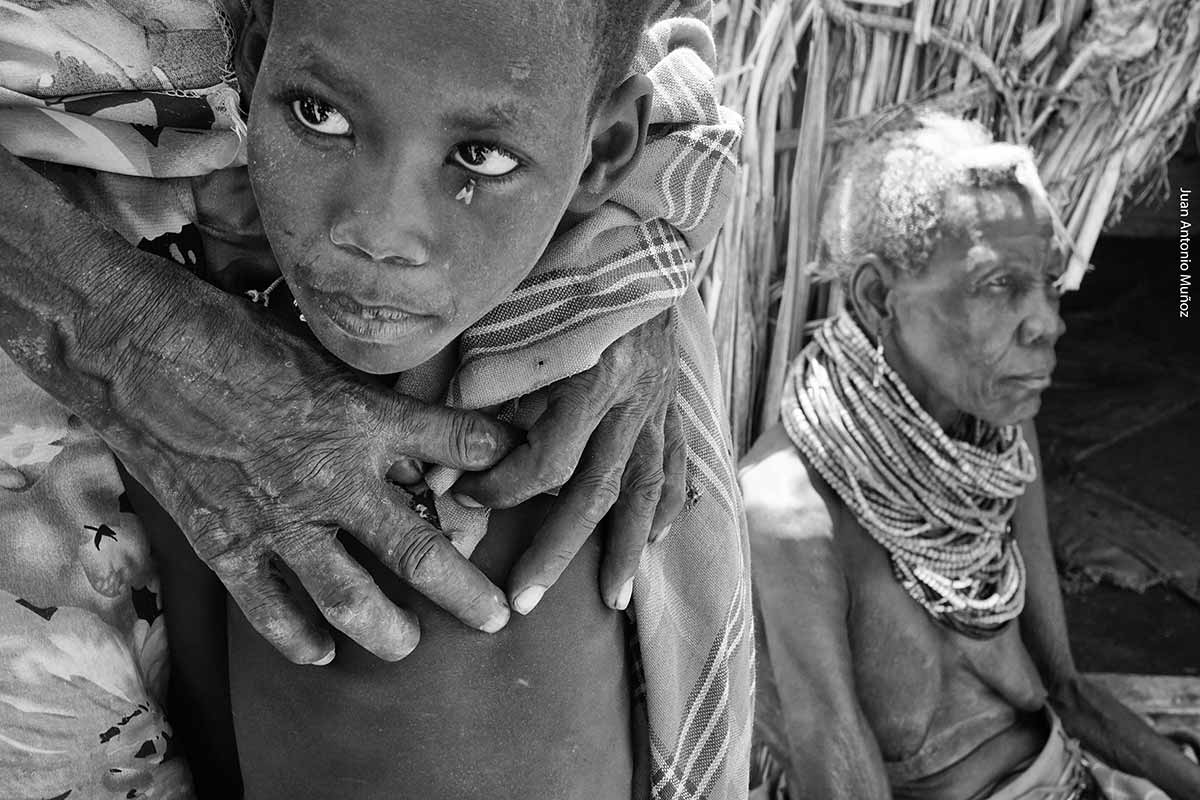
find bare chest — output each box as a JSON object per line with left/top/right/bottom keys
{"left": 835, "top": 511, "right": 1048, "bottom": 766}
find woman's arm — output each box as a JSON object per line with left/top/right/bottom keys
{"left": 0, "top": 146, "right": 693, "bottom": 657}
{"left": 0, "top": 150, "right": 520, "bottom": 663}
{"left": 1015, "top": 420, "right": 1200, "bottom": 800}
{"left": 741, "top": 425, "right": 892, "bottom": 800}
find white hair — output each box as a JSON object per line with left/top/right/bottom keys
{"left": 816, "top": 112, "right": 1058, "bottom": 283}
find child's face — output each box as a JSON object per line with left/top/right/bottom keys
{"left": 247, "top": 0, "right": 596, "bottom": 373}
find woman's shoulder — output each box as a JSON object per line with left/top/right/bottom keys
{"left": 738, "top": 422, "right": 840, "bottom": 550}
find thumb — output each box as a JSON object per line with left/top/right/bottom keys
{"left": 385, "top": 395, "right": 521, "bottom": 471}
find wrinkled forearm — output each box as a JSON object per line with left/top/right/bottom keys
{"left": 0, "top": 156, "right": 191, "bottom": 426}
{"left": 1053, "top": 676, "right": 1200, "bottom": 800}
{"left": 1015, "top": 422, "right": 1200, "bottom": 798}
{"left": 0, "top": 153, "right": 295, "bottom": 468}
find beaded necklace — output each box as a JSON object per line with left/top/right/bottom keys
{"left": 781, "top": 313, "right": 1037, "bottom": 638}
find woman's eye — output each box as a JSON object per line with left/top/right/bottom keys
{"left": 985, "top": 274, "right": 1016, "bottom": 292}
{"left": 450, "top": 143, "right": 520, "bottom": 177}
{"left": 290, "top": 97, "right": 352, "bottom": 136}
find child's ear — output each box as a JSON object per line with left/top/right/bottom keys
{"left": 567, "top": 74, "right": 653, "bottom": 214}
{"left": 234, "top": 1, "right": 272, "bottom": 101}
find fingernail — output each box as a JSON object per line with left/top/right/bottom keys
{"left": 0, "top": 469, "right": 27, "bottom": 490}
{"left": 480, "top": 606, "right": 510, "bottom": 634}
{"left": 513, "top": 585, "right": 546, "bottom": 615}
{"left": 613, "top": 578, "right": 634, "bottom": 611}
{"left": 452, "top": 492, "right": 485, "bottom": 509}
{"left": 466, "top": 431, "right": 497, "bottom": 463}
{"left": 312, "top": 648, "right": 336, "bottom": 666}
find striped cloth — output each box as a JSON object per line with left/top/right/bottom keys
{"left": 419, "top": 5, "right": 754, "bottom": 797}
{"left": 0, "top": 2, "right": 753, "bottom": 798}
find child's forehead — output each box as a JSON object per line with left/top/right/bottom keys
{"left": 271, "top": 0, "right": 592, "bottom": 73}
{"left": 267, "top": 0, "right": 594, "bottom": 116}
{"left": 262, "top": 0, "right": 598, "bottom": 162}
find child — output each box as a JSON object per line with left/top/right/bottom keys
{"left": 0, "top": 0, "right": 751, "bottom": 797}
{"left": 206, "top": 0, "right": 751, "bottom": 797}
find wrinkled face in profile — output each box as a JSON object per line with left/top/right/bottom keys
{"left": 246, "top": 0, "right": 594, "bottom": 372}
{"left": 887, "top": 185, "right": 1066, "bottom": 427}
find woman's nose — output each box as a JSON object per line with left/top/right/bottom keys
{"left": 329, "top": 167, "right": 434, "bottom": 267}
{"left": 1018, "top": 288, "right": 1066, "bottom": 347}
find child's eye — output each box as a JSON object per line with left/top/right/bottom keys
{"left": 449, "top": 143, "right": 520, "bottom": 177}
{"left": 290, "top": 97, "right": 352, "bottom": 136}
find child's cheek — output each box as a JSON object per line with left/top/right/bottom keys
{"left": 483, "top": 183, "right": 568, "bottom": 265}
{"left": 248, "top": 115, "right": 321, "bottom": 227}
{"left": 469, "top": 218, "right": 555, "bottom": 307}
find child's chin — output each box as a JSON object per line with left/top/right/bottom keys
{"left": 316, "top": 329, "right": 440, "bottom": 375}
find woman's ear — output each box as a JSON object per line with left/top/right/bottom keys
{"left": 847, "top": 254, "right": 894, "bottom": 336}
{"left": 234, "top": 2, "right": 272, "bottom": 102}
{"left": 567, "top": 74, "right": 653, "bottom": 215}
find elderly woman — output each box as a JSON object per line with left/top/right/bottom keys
{"left": 742, "top": 114, "right": 1200, "bottom": 800}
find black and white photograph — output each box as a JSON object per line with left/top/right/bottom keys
{"left": 0, "top": 1, "right": 1197, "bottom": 798}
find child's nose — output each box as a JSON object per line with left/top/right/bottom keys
{"left": 329, "top": 219, "right": 430, "bottom": 266}
{"left": 329, "top": 169, "right": 434, "bottom": 266}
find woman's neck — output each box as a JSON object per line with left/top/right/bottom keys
{"left": 881, "top": 336, "right": 962, "bottom": 432}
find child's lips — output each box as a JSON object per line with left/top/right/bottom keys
{"left": 310, "top": 290, "right": 436, "bottom": 341}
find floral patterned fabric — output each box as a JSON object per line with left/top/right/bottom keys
{"left": 0, "top": 1, "right": 241, "bottom": 795}
{"left": 0, "top": 336, "right": 195, "bottom": 799}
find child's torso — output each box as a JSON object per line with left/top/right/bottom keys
{"left": 224, "top": 493, "right": 638, "bottom": 800}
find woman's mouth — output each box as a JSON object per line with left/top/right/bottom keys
{"left": 1003, "top": 373, "right": 1052, "bottom": 392}
{"left": 309, "top": 291, "right": 434, "bottom": 341}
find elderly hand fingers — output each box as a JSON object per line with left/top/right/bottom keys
{"left": 505, "top": 404, "right": 643, "bottom": 615}
{"left": 600, "top": 308, "right": 674, "bottom": 379}
{"left": 452, "top": 367, "right": 618, "bottom": 508}
{"left": 354, "top": 488, "right": 510, "bottom": 634}
{"left": 601, "top": 420, "right": 665, "bottom": 610}
{"left": 650, "top": 400, "right": 686, "bottom": 542}
{"left": 384, "top": 394, "right": 521, "bottom": 471}
{"left": 282, "top": 535, "right": 421, "bottom": 662}
{"left": 220, "top": 556, "right": 334, "bottom": 665}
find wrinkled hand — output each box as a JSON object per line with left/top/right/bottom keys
{"left": 454, "top": 309, "right": 686, "bottom": 614}
{"left": 0, "top": 150, "right": 523, "bottom": 666}
{"left": 109, "top": 293, "right": 524, "bottom": 665}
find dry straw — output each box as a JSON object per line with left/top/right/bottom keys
{"left": 701, "top": 0, "right": 1200, "bottom": 454}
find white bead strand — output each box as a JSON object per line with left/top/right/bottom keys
{"left": 782, "top": 313, "right": 1036, "bottom": 637}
